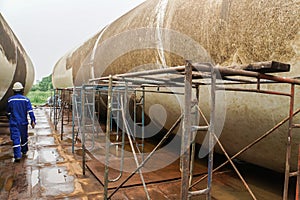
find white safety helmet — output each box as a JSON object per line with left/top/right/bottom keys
{"left": 13, "top": 82, "right": 24, "bottom": 91}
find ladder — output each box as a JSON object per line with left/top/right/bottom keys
{"left": 110, "top": 89, "right": 123, "bottom": 149}
{"left": 72, "top": 88, "right": 81, "bottom": 153}
{"left": 133, "top": 87, "right": 145, "bottom": 158}
{"left": 181, "top": 63, "right": 216, "bottom": 199}
{"left": 53, "top": 89, "right": 61, "bottom": 131}
{"left": 105, "top": 88, "right": 126, "bottom": 182}
{"left": 103, "top": 77, "right": 150, "bottom": 199}
{"left": 79, "top": 85, "right": 99, "bottom": 175}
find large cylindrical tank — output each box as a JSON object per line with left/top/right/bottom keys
{"left": 52, "top": 0, "right": 300, "bottom": 172}
{"left": 0, "top": 13, "right": 35, "bottom": 113}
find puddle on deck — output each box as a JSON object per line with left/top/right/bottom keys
{"left": 35, "top": 136, "right": 55, "bottom": 146}
{"left": 40, "top": 166, "right": 74, "bottom": 196}
{"left": 31, "top": 169, "right": 39, "bottom": 188}
{"left": 34, "top": 128, "right": 52, "bottom": 136}
{"left": 38, "top": 148, "right": 64, "bottom": 163}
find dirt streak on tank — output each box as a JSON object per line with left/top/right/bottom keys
{"left": 0, "top": 13, "right": 35, "bottom": 113}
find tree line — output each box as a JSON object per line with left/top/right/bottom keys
{"left": 30, "top": 75, "right": 53, "bottom": 92}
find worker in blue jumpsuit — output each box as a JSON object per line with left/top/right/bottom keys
{"left": 7, "top": 82, "right": 36, "bottom": 162}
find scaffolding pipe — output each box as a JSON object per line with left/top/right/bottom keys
{"left": 216, "top": 86, "right": 292, "bottom": 97}
{"left": 108, "top": 90, "right": 125, "bottom": 183}
{"left": 283, "top": 84, "right": 295, "bottom": 200}
{"left": 104, "top": 75, "right": 113, "bottom": 200}
{"left": 120, "top": 97, "right": 150, "bottom": 199}
{"left": 81, "top": 86, "right": 86, "bottom": 176}
{"left": 133, "top": 87, "right": 146, "bottom": 158}
{"left": 61, "top": 92, "right": 64, "bottom": 140}
{"left": 90, "top": 65, "right": 186, "bottom": 82}
{"left": 72, "top": 88, "right": 82, "bottom": 154}
{"left": 206, "top": 67, "right": 217, "bottom": 200}
{"left": 72, "top": 90, "right": 75, "bottom": 153}
{"left": 133, "top": 90, "right": 137, "bottom": 138}
{"left": 181, "top": 62, "right": 193, "bottom": 200}
{"left": 191, "top": 62, "right": 300, "bottom": 85}
{"left": 91, "top": 61, "right": 300, "bottom": 86}
{"left": 296, "top": 144, "right": 300, "bottom": 200}
{"left": 189, "top": 86, "right": 200, "bottom": 187}
{"left": 54, "top": 89, "right": 58, "bottom": 131}
{"left": 141, "top": 86, "right": 145, "bottom": 160}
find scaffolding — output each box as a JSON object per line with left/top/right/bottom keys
{"left": 51, "top": 88, "right": 73, "bottom": 140}
{"left": 69, "top": 60, "right": 300, "bottom": 199}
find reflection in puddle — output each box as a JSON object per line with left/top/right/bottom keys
{"left": 39, "top": 148, "right": 64, "bottom": 163}
{"left": 40, "top": 166, "right": 74, "bottom": 196}
{"left": 35, "top": 120, "right": 48, "bottom": 123}
{"left": 36, "top": 136, "right": 55, "bottom": 146}
{"left": 35, "top": 128, "right": 52, "bottom": 136}
{"left": 31, "top": 169, "right": 39, "bottom": 188}
{"left": 32, "top": 150, "right": 38, "bottom": 160}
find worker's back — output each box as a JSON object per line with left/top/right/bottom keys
{"left": 7, "top": 94, "right": 31, "bottom": 125}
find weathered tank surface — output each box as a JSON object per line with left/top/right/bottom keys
{"left": 52, "top": 0, "right": 300, "bottom": 172}
{"left": 0, "top": 13, "right": 35, "bottom": 113}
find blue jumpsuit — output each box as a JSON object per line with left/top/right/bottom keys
{"left": 7, "top": 94, "right": 36, "bottom": 159}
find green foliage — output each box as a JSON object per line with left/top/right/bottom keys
{"left": 27, "top": 74, "right": 53, "bottom": 106}
{"left": 27, "top": 90, "right": 52, "bottom": 106}
{"left": 31, "top": 74, "right": 53, "bottom": 92}
{"left": 39, "top": 75, "right": 53, "bottom": 91}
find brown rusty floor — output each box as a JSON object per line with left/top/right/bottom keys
{"left": 0, "top": 107, "right": 296, "bottom": 199}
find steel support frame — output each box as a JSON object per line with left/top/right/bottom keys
{"left": 80, "top": 84, "right": 100, "bottom": 176}
{"left": 52, "top": 88, "right": 60, "bottom": 131}
{"left": 103, "top": 76, "right": 150, "bottom": 199}
{"left": 71, "top": 60, "right": 300, "bottom": 199}
{"left": 185, "top": 62, "right": 300, "bottom": 200}
{"left": 181, "top": 62, "right": 217, "bottom": 199}
{"left": 60, "top": 88, "right": 73, "bottom": 140}
{"left": 72, "top": 86, "right": 83, "bottom": 154}
{"left": 52, "top": 88, "right": 73, "bottom": 139}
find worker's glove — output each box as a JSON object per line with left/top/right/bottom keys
{"left": 31, "top": 121, "right": 36, "bottom": 129}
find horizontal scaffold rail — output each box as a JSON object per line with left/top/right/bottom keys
{"left": 89, "top": 61, "right": 300, "bottom": 87}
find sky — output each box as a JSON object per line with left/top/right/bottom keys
{"left": 0, "top": 0, "right": 145, "bottom": 82}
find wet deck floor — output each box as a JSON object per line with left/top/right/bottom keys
{"left": 0, "top": 108, "right": 296, "bottom": 199}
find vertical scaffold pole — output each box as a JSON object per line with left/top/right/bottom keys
{"left": 50, "top": 89, "right": 54, "bottom": 121}
{"left": 72, "top": 88, "right": 75, "bottom": 154}
{"left": 54, "top": 89, "right": 58, "bottom": 130}
{"left": 92, "top": 86, "right": 96, "bottom": 147}
{"left": 283, "top": 84, "right": 295, "bottom": 199}
{"left": 207, "top": 66, "right": 217, "bottom": 200}
{"left": 104, "top": 75, "right": 113, "bottom": 200}
{"left": 189, "top": 85, "right": 200, "bottom": 186}
{"left": 81, "top": 86, "right": 86, "bottom": 176}
{"left": 181, "top": 61, "right": 192, "bottom": 200}
{"left": 141, "top": 86, "right": 145, "bottom": 160}
{"left": 61, "top": 89, "right": 64, "bottom": 140}
{"left": 296, "top": 144, "right": 300, "bottom": 200}
{"left": 134, "top": 90, "right": 137, "bottom": 138}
